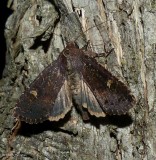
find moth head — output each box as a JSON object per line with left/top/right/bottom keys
{"left": 63, "top": 42, "right": 81, "bottom": 58}
{"left": 66, "top": 42, "right": 79, "bottom": 49}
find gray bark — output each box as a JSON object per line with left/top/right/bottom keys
{"left": 0, "top": 0, "right": 156, "bottom": 159}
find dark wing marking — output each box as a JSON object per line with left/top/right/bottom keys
{"left": 14, "top": 53, "right": 72, "bottom": 124}
{"left": 80, "top": 55, "right": 135, "bottom": 116}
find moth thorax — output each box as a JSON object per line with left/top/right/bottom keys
{"left": 66, "top": 53, "right": 83, "bottom": 71}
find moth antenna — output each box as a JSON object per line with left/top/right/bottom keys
{"left": 74, "top": 21, "right": 106, "bottom": 43}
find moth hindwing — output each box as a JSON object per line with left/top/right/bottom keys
{"left": 14, "top": 42, "right": 136, "bottom": 124}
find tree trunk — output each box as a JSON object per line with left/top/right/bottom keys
{"left": 1, "top": 0, "right": 155, "bottom": 159}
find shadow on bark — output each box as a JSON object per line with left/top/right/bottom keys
{"left": 17, "top": 111, "right": 133, "bottom": 137}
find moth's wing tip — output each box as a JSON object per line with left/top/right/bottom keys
{"left": 106, "top": 101, "right": 135, "bottom": 116}
{"left": 13, "top": 108, "right": 49, "bottom": 124}
{"left": 13, "top": 107, "right": 21, "bottom": 120}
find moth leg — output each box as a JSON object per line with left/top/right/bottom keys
{"left": 96, "top": 48, "right": 114, "bottom": 58}
{"left": 8, "top": 120, "right": 21, "bottom": 150}
{"left": 81, "top": 40, "right": 91, "bottom": 51}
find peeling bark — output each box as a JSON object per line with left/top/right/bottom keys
{"left": 1, "top": 0, "right": 156, "bottom": 159}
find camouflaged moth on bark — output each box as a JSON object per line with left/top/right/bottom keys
{"left": 14, "top": 42, "right": 136, "bottom": 124}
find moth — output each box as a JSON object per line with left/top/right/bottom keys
{"left": 14, "top": 42, "right": 136, "bottom": 124}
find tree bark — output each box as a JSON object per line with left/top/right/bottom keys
{"left": 1, "top": 0, "right": 156, "bottom": 159}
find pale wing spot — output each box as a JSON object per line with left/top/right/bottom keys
{"left": 30, "top": 90, "right": 38, "bottom": 98}
{"left": 107, "top": 80, "right": 113, "bottom": 88}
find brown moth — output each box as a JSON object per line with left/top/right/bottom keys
{"left": 14, "top": 42, "right": 136, "bottom": 124}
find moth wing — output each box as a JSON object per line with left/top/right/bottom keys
{"left": 14, "top": 53, "right": 72, "bottom": 124}
{"left": 80, "top": 55, "right": 135, "bottom": 116}
{"left": 79, "top": 79, "right": 106, "bottom": 117}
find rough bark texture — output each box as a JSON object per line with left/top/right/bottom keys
{"left": 0, "top": 0, "right": 156, "bottom": 159}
